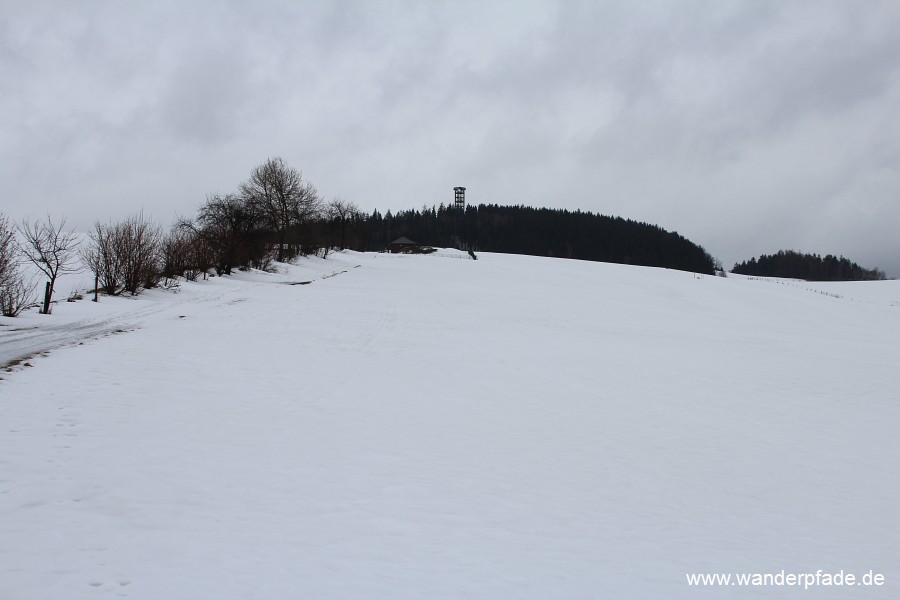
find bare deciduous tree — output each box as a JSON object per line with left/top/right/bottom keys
{"left": 0, "top": 214, "right": 16, "bottom": 289}
{"left": 81, "top": 214, "right": 162, "bottom": 297}
{"left": 0, "top": 214, "right": 37, "bottom": 316}
{"left": 0, "top": 273, "right": 38, "bottom": 317}
{"left": 180, "top": 193, "right": 266, "bottom": 274}
{"left": 82, "top": 221, "right": 122, "bottom": 296}
{"left": 117, "top": 213, "right": 162, "bottom": 294}
{"left": 161, "top": 225, "right": 213, "bottom": 282}
{"left": 162, "top": 227, "right": 191, "bottom": 281}
{"left": 190, "top": 229, "right": 216, "bottom": 279}
{"left": 327, "top": 197, "right": 359, "bottom": 250}
{"left": 241, "top": 157, "right": 320, "bottom": 262}
{"left": 17, "top": 214, "right": 80, "bottom": 314}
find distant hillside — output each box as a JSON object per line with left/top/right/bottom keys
{"left": 732, "top": 250, "right": 885, "bottom": 281}
{"left": 362, "top": 204, "right": 716, "bottom": 274}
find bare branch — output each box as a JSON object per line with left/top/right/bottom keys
{"left": 0, "top": 214, "right": 18, "bottom": 289}
{"left": 0, "top": 214, "right": 38, "bottom": 316}
{"left": 16, "top": 214, "right": 80, "bottom": 313}
{"left": 240, "top": 158, "right": 320, "bottom": 262}
{"left": 327, "top": 197, "right": 359, "bottom": 250}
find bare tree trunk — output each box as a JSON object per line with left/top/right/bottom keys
{"left": 42, "top": 281, "right": 51, "bottom": 314}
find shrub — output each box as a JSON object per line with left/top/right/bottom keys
{"left": 82, "top": 214, "right": 162, "bottom": 297}
{"left": 0, "top": 214, "right": 38, "bottom": 316}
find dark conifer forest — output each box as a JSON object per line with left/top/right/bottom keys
{"left": 357, "top": 204, "right": 716, "bottom": 274}
{"left": 732, "top": 250, "right": 885, "bottom": 281}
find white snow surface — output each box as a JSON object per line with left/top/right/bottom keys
{"left": 1, "top": 251, "right": 898, "bottom": 599}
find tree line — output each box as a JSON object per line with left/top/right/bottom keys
{"left": 173, "top": 157, "right": 358, "bottom": 275}
{"left": 15, "top": 156, "right": 888, "bottom": 318}
{"left": 0, "top": 158, "right": 358, "bottom": 316}
{"left": 358, "top": 204, "right": 717, "bottom": 274}
{"left": 732, "top": 250, "right": 886, "bottom": 281}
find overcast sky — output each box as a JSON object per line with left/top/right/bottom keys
{"left": 2, "top": 0, "right": 899, "bottom": 274}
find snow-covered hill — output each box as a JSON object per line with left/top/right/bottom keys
{"left": 2, "top": 251, "right": 898, "bottom": 599}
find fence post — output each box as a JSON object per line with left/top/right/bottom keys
{"left": 42, "top": 281, "right": 51, "bottom": 314}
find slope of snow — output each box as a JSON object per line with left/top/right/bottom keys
{"left": 1, "top": 251, "right": 898, "bottom": 599}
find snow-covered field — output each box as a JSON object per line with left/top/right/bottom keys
{"left": 1, "top": 251, "right": 898, "bottom": 599}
